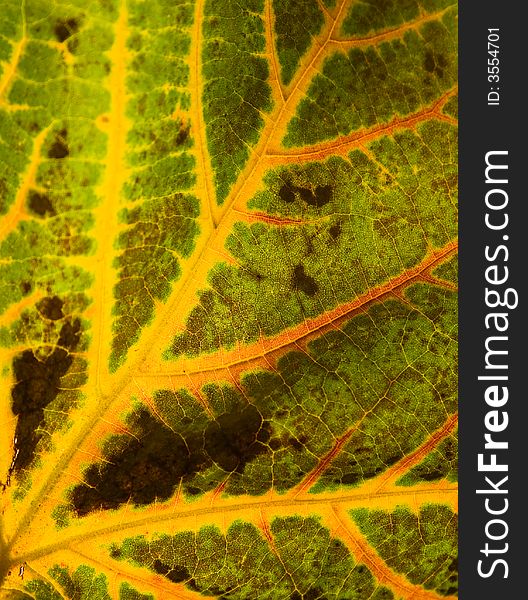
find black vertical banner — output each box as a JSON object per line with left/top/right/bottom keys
{"left": 459, "top": 1, "right": 527, "bottom": 597}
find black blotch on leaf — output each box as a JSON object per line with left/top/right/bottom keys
{"left": 152, "top": 560, "right": 168, "bottom": 576}
{"left": 341, "top": 473, "right": 361, "bottom": 485}
{"left": 292, "top": 264, "right": 318, "bottom": 296}
{"left": 204, "top": 404, "right": 270, "bottom": 472}
{"left": 28, "top": 190, "right": 56, "bottom": 217}
{"left": 11, "top": 318, "right": 81, "bottom": 472}
{"left": 54, "top": 18, "right": 80, "bottom": 43}
{"left": 175, "top": 123, "right": 191, "bottom": 146}
{"left": 305, "top": 588, "right": 325, "bottom": 600}
{"left": 385, "top": 452, "right": 402, "bottom": 467}
{"left": 288, "top": 435, "right": 305, "bottom": 451}
{"left": 314, "top": 185, "right": 332, "bottom": 206}
{"left": 278, "top": 182, "right": 333, "bottom": 207}
{"left": 279, "top": 182, "right": 296, "bottom": 203}
{"left": 298, "top": 185, "right": 332, "bottom": 208}
{"left": 37, "top": 296, "right": 64, "bottom": 321}
{"left": 329, "top": 223, "right": 341, "bottom": 239}
{"left": 424, "top": 51, "right": 435, "bottom": 73}
{"left": 269, "top": 438, "right": 281, "bottom": 450}
{"left": 153, "top": 560, "right": 190, "bottom": 584}
{"left": 20, "top": 281, "right": 32, "bottom": 295}
{"left": 424, "top": 50, "right": 448, "bottom": 78}
{"left": 168, "top": 566, "right": 191, "bottom": 584}
{"left": 70, "top": 403, "right": 270, "bottom": 515}
{"left": 419, "top": 468, "right": 445, "bottom": 481}
{"left": 47, "top": 129, "right": 69, "bottom": 159}
{"left": 208, "top": 586, "right": 231, "bottom": 596}
{"left": 70, "top": 408, "right": 207, "bottom": 516}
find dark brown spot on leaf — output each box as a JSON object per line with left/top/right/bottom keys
{"left": 292, "top": 264, "right": 318, "bottom": 296}
{"left": 20, "top": 281, "right": 32, "bottom": 295}
{"left": 269, "top": 438, "right": 281, "bottom": 450}
{"left": 153, "top": 560, "right": 191, "bottom": 584}
{"left": 280, "top": 182, "right": 332, "bottom": 207}
{"left": 204, "top": 404, "right": 270, "bottom": 472}
{"left": 70, "top": 408, "right": 205, "bottom": 515}
{"left": 37, "top": 296, "right": 64, "bottom": 321}
{"left": 297, "top": 185, "right": 332, "bottom": 207}
{"left": 70, "top": 403, "right": 271, "bottom": 515}
{"left": 54, "top": 18, "right": 80, "bottom": 43}
{"left": 424, "top": 51, "right": 435, "bottom": 73}
{"left": 329, "top": 223, "right": 341, "bottom": 239}
{"left": 28, "top": 190, "right": 56, "bottom": 217}
{"left": 420, "top": 469, "right": 444, "bottom": 481}
{"left": 10, "top": 319, "right": 82, "bottom": 473}
{"left": 279, "top": 182, "right": 296, "bottom": 203}
{"left": 341, "top": 473, "right": 361, "bottom": 485}
{"left": 288, "top": 435, "right": 306, "bottom": 450}
{"left": 424, "top": 51, "right": 447, "bottom": 78}
{"left": 175, "top": 123, "right": 191, "bottom": 145}
{"left": 48, "top": 129, "right": 69, "bottom": 159}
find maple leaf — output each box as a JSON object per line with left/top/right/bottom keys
{"left": 0, "top": 0, "right": 458, "bottom": 598}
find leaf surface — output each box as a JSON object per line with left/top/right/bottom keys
{"left": 0, "top": 0, "right": 458, "bottom": 598}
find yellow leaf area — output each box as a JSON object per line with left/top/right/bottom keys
{"left": 0, "top": 0, "right": 458, "bottom": 598}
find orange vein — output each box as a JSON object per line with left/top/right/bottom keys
{"left": 315, "top": 0, "right": 333, "bottom": 21}
{"left": 266, "top": 88, "right": 457, "bottom": 161}
{"left": 232, "top": 208, "right": 313, "bottom": 226}
{"left": 294, "top": 411, "right": 457, "bottom": 499}
{"left": 144, "top": 239, "right": 457, "bottom": 383}
{"left": 191, "top": 0, "right": 216, "bottom": 228}
{"left": 69, "top": 548, "right": 203, "bottom": 600}
{"left": 294, "top": 427, "right": 357, "bottom": 496}
{"left": 257, "top": 509, "right": 294, "bottom": 587}
{"left": 374, "top": 414, "right": 458, "bottom": 492}
{"left": 0, "top": 289, "right": 43, "bottom": 329}
{"left": 328, "top": 506, "right": 456, "bottom": 600}
{"left": 205, "top": 0, "right": 350, "bottom": 228}
{"left": 138, "top": 0, "right": 354, "bottom": 362}
{"left": 265, "top": 0, "right": 286, "bottom": 104}
{"left": 282, "top": 0, "right": 350, "bottom": 101}
{"left": 330, "top": 6, "right": 454, "bottom": 46}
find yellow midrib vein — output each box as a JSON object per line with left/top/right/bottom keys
{"left": 190, "top": 0, "right": 217, "bottom": 229}
{"left": 13, "top": 483, "right": 457, "bottom": 565}
{"left": 92, "top": 0, "right": 130, "bottom": 394}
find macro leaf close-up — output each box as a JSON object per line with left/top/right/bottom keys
{"left": 0, "top": 0, "right": 458, "bottom": 598}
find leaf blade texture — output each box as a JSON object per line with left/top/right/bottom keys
{"left": 0, "top": 0, "right": 458, "bottom": 597}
